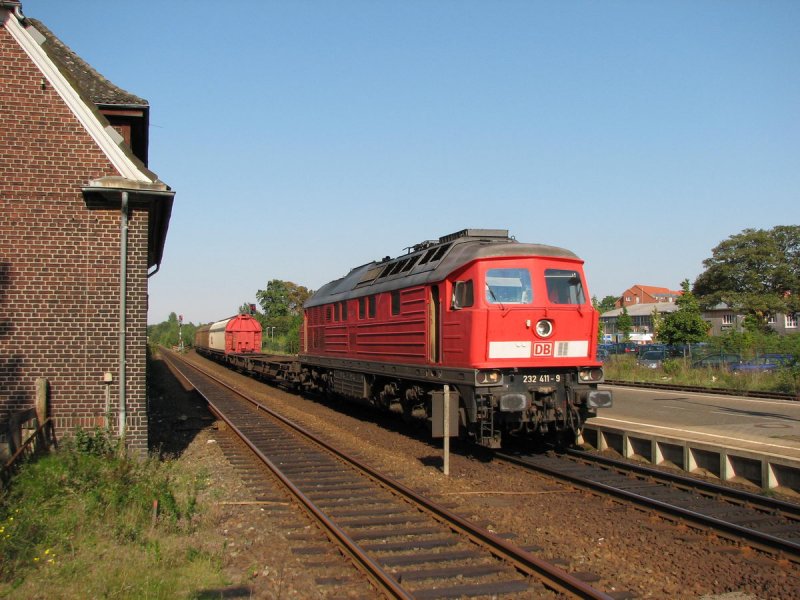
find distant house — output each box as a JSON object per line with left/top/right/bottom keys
{"left": 703, "top": 303, "right": 798, "bottom": 337}
{"left": 615, "top": 284, "right": 682, "bottom": 309}
{"left": 1, "top": 2, "right": 174, "bottom": 457}
{"left": 600, "top": 302, "right": 679, "bottom": 343}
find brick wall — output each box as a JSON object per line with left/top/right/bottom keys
{"left": 0, "top": 24, "right": 150, "bottom": 454}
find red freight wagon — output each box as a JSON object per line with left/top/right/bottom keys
{"left": 195, "top": 314, "right": 262, "bottom": 355}
{"left": 299, "top": 229, "right": 612, "bottom": 447}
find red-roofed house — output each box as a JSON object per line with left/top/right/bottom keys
{"left": 615, "top": 285, "right": 683, "bottom": 309}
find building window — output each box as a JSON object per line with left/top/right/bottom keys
{"left": 786, "top": 314, "right": 798, "bottom": 329}
{"left": 767, "top": 314, "right": 776, "bottom": 325}
{"left": 722, "top": 314, "right": 734, "bottom": 326}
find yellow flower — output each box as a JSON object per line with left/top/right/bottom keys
{"left": 33, "top": 557, "right": 39, "bottom": 563}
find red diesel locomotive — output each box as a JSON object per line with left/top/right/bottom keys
{"left": 299, "top": 229, "right": 611, "bottom": 447}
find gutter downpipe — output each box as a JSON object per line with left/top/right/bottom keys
{"left": 119, "top": 191, "right": 129, "bottom": 442}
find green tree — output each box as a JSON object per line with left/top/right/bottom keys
{"left": 596, "top": 295, "right": 619, "bottom": 314}
{"left": 147, "top": 312, "right": 197, "bottom": 349}
{"left": 693, "top": 226, "right": 800, "bottom": 330}
{"left": 660, "top": 280, "right": 709, "bottom": 345}
{"left": 255, "top": 280, "right": 313, "bottom": 352}
{"left": 650, "top": 305, "right": 664, "bottom": 341}
{"left": 616, "top": 305, "right": 633, "bottom": 341}
{"left": 592, "top": 296, "right": 609, "bottom": 344}
{"left": 256, "top": 280, "right": 311, "bottom": 319}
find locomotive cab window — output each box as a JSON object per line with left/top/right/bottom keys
{"left": 485, "top": 269, "right": 532, "bottom": 304}
{"left": 545, "top": 269, "right": 586, "bottom": 304}
{"left": 451, "top": 280, "right": 474, "bottom": 309}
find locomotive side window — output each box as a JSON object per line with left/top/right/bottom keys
{"left": 334, "top": 303, "right": 340, "bottom": 322}
{"left": 340, "top": 301, "right": 348, "bottom": 320}
{"left": 451, "top": 280, "right": 474, "bottom": 309}
{"left": 359, "top": 297, "right": 366, "bottom": 319}
{"left": 368, "top": 295, "right": 377, "bottom": 318}
{"left": 391, "top": 290, "right": 401, "bottom": 315}
{"left": 545, "top": 269, "right": 586, "bottom": 304}
{"left": 326, "top": 305, "right": 332, "bottom": 322}
{"left": 485, "top": 269, "right": 533, "bottom": 304}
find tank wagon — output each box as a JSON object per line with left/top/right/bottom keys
{"left": 194, "top": 229, "right": 611, "bottom": 448}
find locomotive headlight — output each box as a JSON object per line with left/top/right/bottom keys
{"left": 476, "top": 370, "right": 503, "bottom": 385}
{"left": 579, "top": 368, "right": 604, "bottom": 382}
{"left": 535, "top": 319, "right": 553, "bottom": 338}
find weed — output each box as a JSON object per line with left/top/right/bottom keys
{"left": 0, "top": 427, "right": 224, "bottom": 597}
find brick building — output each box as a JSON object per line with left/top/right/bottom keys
{"left": 1, "top": 2, "right": 174, "bottom": 456}
{"left": 615, "top": 284, "right": 682, "bottom": 309}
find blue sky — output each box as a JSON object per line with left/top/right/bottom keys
{"left": 25, "top": 1, "right": 800, "bottom": 324}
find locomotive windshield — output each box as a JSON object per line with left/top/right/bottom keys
{"left": 485, "top": 268, "right": 533, "bottom": 304}
{"left": 545, "top": 269, "right": 586, "bottom": 304}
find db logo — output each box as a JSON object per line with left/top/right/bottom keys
{"left": 533, "top": 342, "right": 553, "bottom": 357}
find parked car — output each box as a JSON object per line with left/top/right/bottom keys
{"left": 730, "top": 354, "right": 795, "bottom": 374}
{"left": 691, "top": 353, "right": 742, "bottom": 370}
{"left": 636, "top": 349, "right": 668, "bottom": 369}
{"left": 610, "top": 341, "right": 639, "bottom": 355}
{"left": 596, "top": 348, "right": 610, "bottom": 363}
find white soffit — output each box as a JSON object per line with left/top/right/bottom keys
{"left": 3, "top": 10, "right": 152, "bottom": 183}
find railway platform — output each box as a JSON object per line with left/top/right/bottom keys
{"left": 581, "top": 384, "right": 800, "bottom": 495}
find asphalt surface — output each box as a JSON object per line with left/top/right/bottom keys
{"left": 591, "top": 385, "right": 800, "bottom": 460}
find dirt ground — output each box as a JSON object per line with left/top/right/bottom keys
{"left": 148, "top": 350, "right": 800, "bottom": 599}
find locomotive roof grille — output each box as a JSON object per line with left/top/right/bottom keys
{"left": 305, "top": 229, "right": 581, "bottom": 308}
{"left": 437, "top": 228, "right": 510, "bottom": 244}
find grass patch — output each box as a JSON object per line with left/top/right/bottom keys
{"left": 604, "top": 354, "right": 800, "bottom": 395}
{"left": 0, "top": 428, "right": 227, "bottom": 598}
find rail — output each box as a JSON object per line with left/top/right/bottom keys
{"left": 496, "top": 448, "right": 800, "bottom": 563}
{"left": 164, "top": 349, "right": 616, "bottom": 599}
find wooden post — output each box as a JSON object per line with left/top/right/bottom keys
{"left": 35, "top": 378, "right": 49, "bottom": 424}
{"left": 443, "top": 384, "right": 450, "bottom": 476}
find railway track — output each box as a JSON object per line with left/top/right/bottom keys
{"left": 496, "top": 447, "right": 800, "bottom": 563}
{"left": 163, "top": 351, "right": 616, "bottom": 599}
